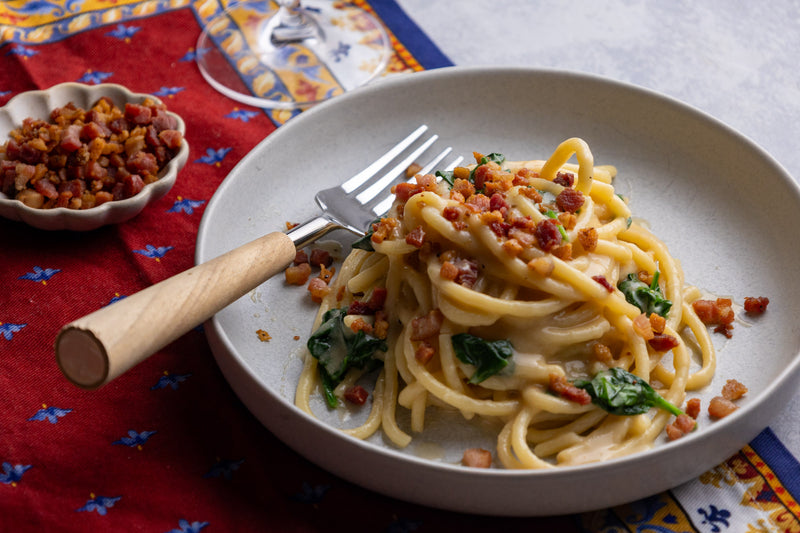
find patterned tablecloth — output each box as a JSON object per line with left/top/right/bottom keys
{"left": 0, "top": 1, "right": 798, "bottom": 531}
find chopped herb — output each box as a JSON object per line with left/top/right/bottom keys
{"left": 573, "top": 367, "right": 683, "bottom": 416}
{"left": 626, "top": 216, "right": 632, "bottom": 228}
{"left": 545, "top": 210, "right": 569, "bottom": 241}
{"left": 618, "top": 271, "right": 672, "bottom": 318}
{"left": 307, "top": 308, "right": 386, "bottom": 407}
{"left": 451, "top": 333, "right": 514, "bottom": 384}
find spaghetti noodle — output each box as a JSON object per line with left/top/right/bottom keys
{"left": 295, "top": 138, "right": 714, "bottom": 468}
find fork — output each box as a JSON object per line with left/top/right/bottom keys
{"left": 55, "top": 125, "right": 463, "bottom": 390}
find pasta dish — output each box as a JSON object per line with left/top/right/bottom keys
{"left": 294, "top": 138, "right": 716, "bottom": 468}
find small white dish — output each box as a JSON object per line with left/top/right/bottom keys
{"left": 196, "top": 67, "right": 800, "bottom": 516}
{"left": 0, "top": 82, "right": 188, "bottom": 231}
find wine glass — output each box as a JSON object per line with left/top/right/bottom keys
{"left": 195, "top": 0, "right": 392, "bottom": 110}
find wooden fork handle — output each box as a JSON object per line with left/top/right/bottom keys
{"left": 55, "top": 231, "right": 296, "bottom": 389}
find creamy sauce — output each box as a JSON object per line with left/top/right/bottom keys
{"left": 413, "top": 440, "right": 445, "bottom": 461}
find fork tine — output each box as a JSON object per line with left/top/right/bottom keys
{"left": 340, "top": 125, "right": 428, "bottom": 193}
{"left": 355, "top": 134, "right": 439, "bottom": 204}
{"left": 418, "top": 147, "right": 455, "bottom": 175}
{"left": 311, "top": 127, "right": 458, "bottom": 240}
{"left": 371, "top": 154, "right": 464, "bottom": 216}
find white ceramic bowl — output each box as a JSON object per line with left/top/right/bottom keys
{"left": 196, "top": 66, "right": 800, "bottom": 516}
{"left": 0, "top": 82, "right": 189, "bottom": 231}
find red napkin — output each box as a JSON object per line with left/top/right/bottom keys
{"left": 0, "top": 5, "right": 586, "bottom": 532}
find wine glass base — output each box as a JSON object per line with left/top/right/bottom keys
{"left": 195, "top": 1, "right": 392, "bottom": 111}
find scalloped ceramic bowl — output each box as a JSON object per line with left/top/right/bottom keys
{"left": 0, "top": 83, "right": 189, "bottom": 231}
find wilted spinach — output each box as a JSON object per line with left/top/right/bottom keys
{"left": 451, "top": 333, "right": 514, "bottom": 384}
{"left": 435, "top": 169, "right": 455, "bottom": 187}
{"left": 351, "top": 218, "right": 380, "bottom": 251}
{"left": 617, "top": 271, "right": 672, "bottom": 318}
{"left": 573, "top": 367, "right": 683, "bottom": 416}
{"left": 307, "top": 308, "right": 386, "bottom": 407}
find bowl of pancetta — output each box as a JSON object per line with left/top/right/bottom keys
{"left": 0, "top": 82, "right": 188, "bottom": 231}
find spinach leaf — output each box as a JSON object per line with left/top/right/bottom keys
{"left": 617, "top": 271, "right": 672, "bottom": 318}
{"left": 307, "top": 308, "right": 387, "bottom": 407}
{"left": 318, "top": 366, "right": 340, "bottom": 409}
{"left": 468, "top": 152, "right": 507, "bottom": 188}
{"left": 481, "top": 152, "right": 506, "bottom": 166}
{"left": 351, "top": 218, "right": 380, "bottom": 251}
{"left": 451, "top": 333, "right": 514, "bottom": 384}
{"left": 435, "top": 169, "right": 455, "bottom": 188}
{"left": 573, "top": 367, "right": 683, "bottom": 416}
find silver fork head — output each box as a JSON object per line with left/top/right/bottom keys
{"left": 370, "top": 150, "right": 463, "bottom": 217}
{"left": 314, "top": 126, "right": 462, "bottom": 237}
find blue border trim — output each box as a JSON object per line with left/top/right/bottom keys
{"left": 368, "top": 0, "right": 453, "bottom": 69}
{"left": 750, "top": 427, "right": 800, "bottom": 499}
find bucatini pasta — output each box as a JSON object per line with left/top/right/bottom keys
{"left": 295, "top": 138, "right": 719, "bottom": 469}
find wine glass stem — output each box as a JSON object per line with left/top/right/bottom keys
{"left": 277, "top": 0, "right": 304, "bottom": 27}
{"left": 271, "top": 0, "right": 319, "bottom": 44}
